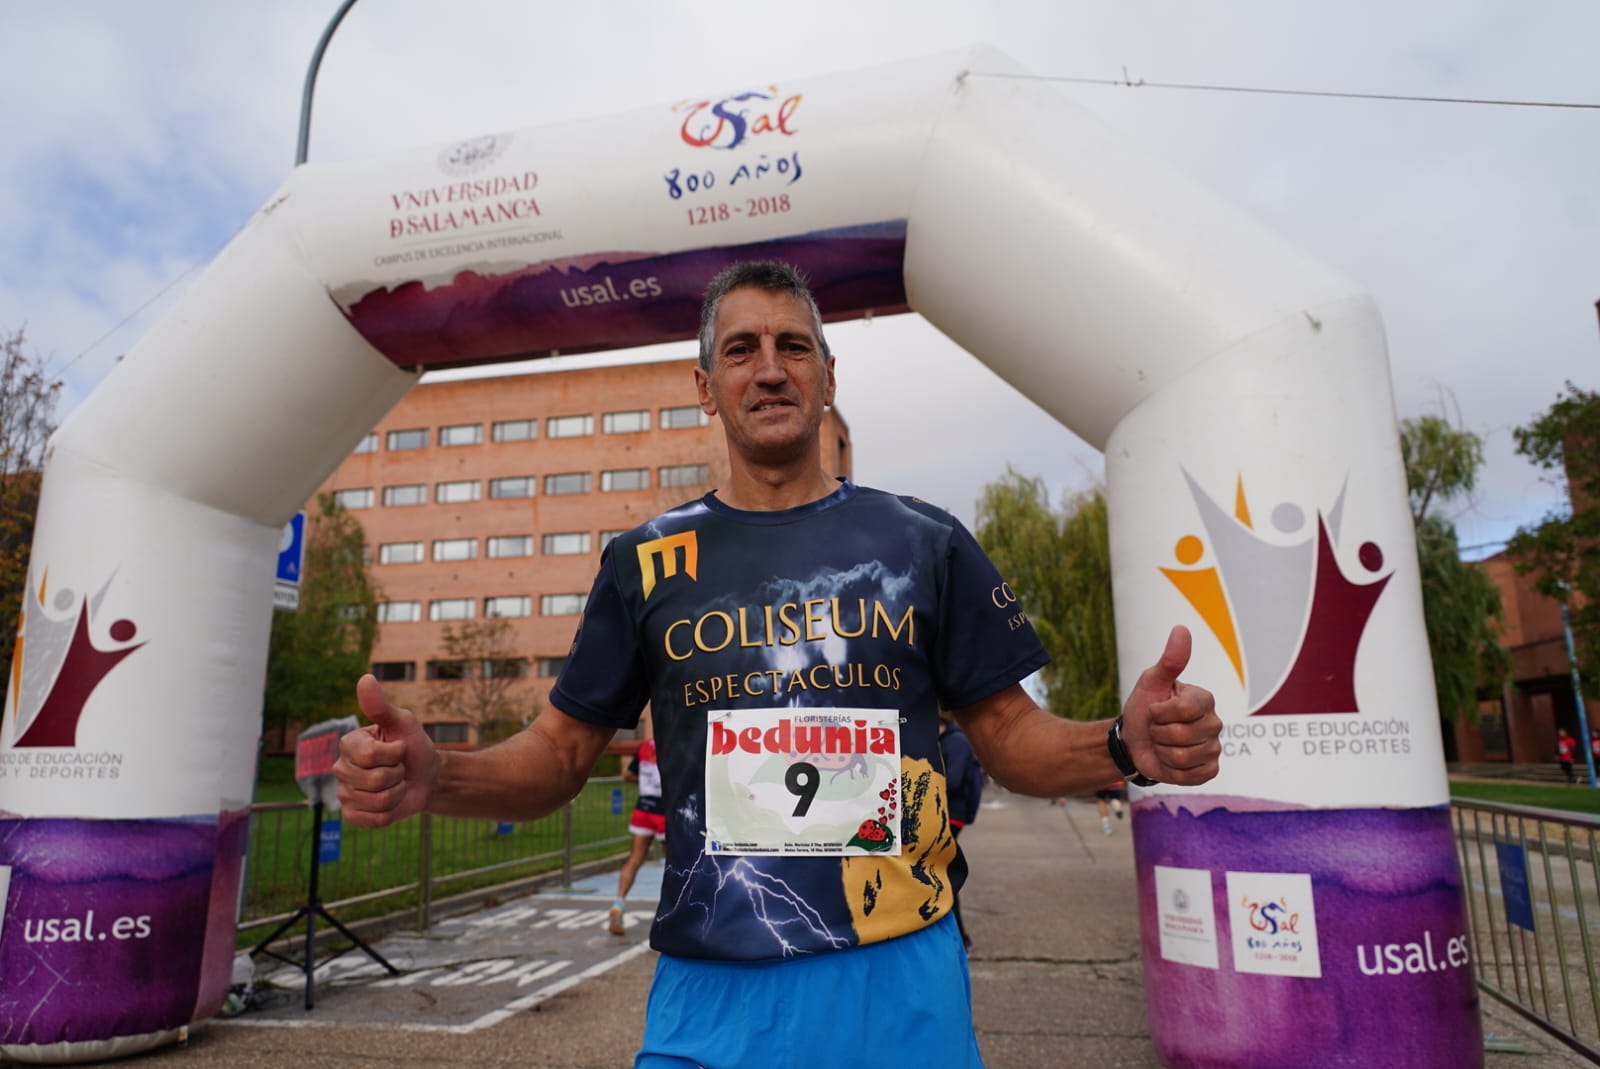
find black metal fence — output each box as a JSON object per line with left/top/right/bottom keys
{"left": 240, "top": 775, "right": 634, "bottom": 942}
{"left": 1455, "top": 799, "right": 1600, "bottom": 1063}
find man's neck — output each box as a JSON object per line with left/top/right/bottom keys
{"left": 713, "top": 458, "right": 838, "bottom": 512}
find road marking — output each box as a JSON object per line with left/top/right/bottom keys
{"left": 220, "top": 941, "right": 652, "bottom": 1034}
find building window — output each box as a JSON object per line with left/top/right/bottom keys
{"left": 435, "top": 479, "right": 481, "bottom": 503}
{"left": 599, "top": 530, "right": 627, "bottom": 550}
{"left": 601, "top": 468, "right": 649, "bottom": 492}
{"left": 484, "top": 658, "right": 529, "bottom": 679}
{"left": 659, "top": 463, "right": 709, "bottom": 489}
{"left": 661, "top": 405, "right": 708, "bottom": 429}
{"left": 537, "top": 656, "right": 567, "bottom": 678}
{"left": 542, "top": 532, "right": 591, "bottom": 556}
{"left": 352, "top": 432, "right": 378, "bottom": 454}
{"left": 489, "top": 476, "right": 535, "bottom": 499}
{"left": 383, "top": 483, "right": 427, "bottom": 507}
{"left": 377, "top": 600, "right": 421, "bottom": 623}
{"left": 425, "top": 722, "right": 471, "bottom": 744}
{"left": 371, "top": 661, "right": 415, "bottom": 682}
{"left": 386, "top": 427, "right": 429, "bottom": 451}
{"left": 333, "top": 487, "right": 374, "bottom": 510}
{"left": 492, "top": 418, "right": 537, "bottom": 442}
{"left": 427, "top": 660, "right": 469, "bottom": 681}
{"left": 378, "top": 541, "right": 424, "bottom": 565}
{"left": 439, "top": 423, "right": 482, "bottom": 447}
{"left": 361, "top": 544, "right": 372, "bottom": 565}
{"left": 546, "top": 414, "right": 594, "bottom": 439}
{"left": 540, "top": 593, "right": 587, "bottom": 617}
{"left": 432, "top": 538, "right": 478, "bottom": 562}
{"left": 603, "top": 409, "right": 650, "bottom": 434}
{"left": 543, "top": 472, "right": 591, "bottom": 496}
{"left": 487, "top": 535, "right": 534, "bottom": 558}
{"left": 484, "top": 595, "right": 532, "bottom": 618}
{"left": 429, "top": 598, "right": 475, "bottom": 621}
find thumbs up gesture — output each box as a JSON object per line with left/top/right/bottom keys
{"left": 334, "top": 674, "right": 439, "bottom": 827}
{"left": 1118, "top": 626, "right": 1222, "bottom": 787}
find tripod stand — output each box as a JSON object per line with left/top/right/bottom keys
{"left": 250, "top": 800, "right": 398, "bottom": 1009}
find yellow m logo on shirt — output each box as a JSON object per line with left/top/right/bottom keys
{"left": 637, "top": 531, "right": 698, "bottom": 600}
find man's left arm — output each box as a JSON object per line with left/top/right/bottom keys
{"left": 954, "top": 625, "right": 1222, "bottom": 797}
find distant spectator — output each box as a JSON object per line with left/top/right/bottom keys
{"left": 1557, "top": 728, "right": 1577, "bottom": 785}
{"left": 1094, "top": 782, "right": 1125, "bottom": 834}
{"left": 610, "top": 732, "right": 662, "bottom": 936}
{"left": 940, "top": 715, "right": 986, "bottom": 951}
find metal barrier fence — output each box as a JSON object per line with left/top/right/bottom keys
{"left": 1454, "top": 799, "right": 1600, "bottom": 1062}
{"left": 240, "top": 775, "right": 634, "bottom": 942}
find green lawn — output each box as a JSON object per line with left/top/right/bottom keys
{"left": 1449, "top": 779, "right": 1600, "bottom": 817}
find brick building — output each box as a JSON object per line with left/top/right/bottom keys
{"left": 1450, "top": 552, "right": 1596, "bottom": 766}
{"left": 313, "top": 356, "right": 852, "bottom": 746}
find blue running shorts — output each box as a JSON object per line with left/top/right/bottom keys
{"left": 635, "top": 913, "right": 984, "bottom": 1068}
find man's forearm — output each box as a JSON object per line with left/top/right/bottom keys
{"left": 428, "top": 717, "right": 600, "bottom": 822}
{"left": 957, "top": 686, "right": 1125, "bottom": 798}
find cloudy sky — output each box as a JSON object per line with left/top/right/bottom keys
{"left": 2, "top": 1, "right": 1594, "bottom": 556}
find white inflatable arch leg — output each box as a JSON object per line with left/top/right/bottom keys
{"left": 2, "top": 47, "right": 1478, "bottom": 1067}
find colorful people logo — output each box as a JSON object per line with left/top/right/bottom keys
{"left": 6, "top": 568, "right": 144, "bottom": 749}
{"left": 1161, "top": 471, "right": 1390, "bottom": 716}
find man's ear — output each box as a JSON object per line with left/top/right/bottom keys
{"left": 823, "top": 355, "right": 837, "bottom": 408}
{"left": 694, "top": 365, "right": 717, "bottom": 416}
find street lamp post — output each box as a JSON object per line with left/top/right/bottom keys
{"left": 1561, "top": 598, "right": 1597, "bottom": 789}
{"left": 296, "top": 0, "right": 361, "bottom": 166}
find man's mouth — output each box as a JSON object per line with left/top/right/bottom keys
{"left": 750, "top": 398, "right": 794, "bottom": 412}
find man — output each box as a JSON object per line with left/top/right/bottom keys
{"left": 610, "top": 728, "right": 662, "bottom": 936}
{"left": 335, "top": 260, "right": 1222, "bottom": 1067}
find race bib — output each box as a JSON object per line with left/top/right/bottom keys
{"left": 704, "top": 708, "right": 903, "bottom": 856}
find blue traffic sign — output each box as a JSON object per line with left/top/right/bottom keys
{"left": 276, "top": 511, "right": 306, "bottom": 585}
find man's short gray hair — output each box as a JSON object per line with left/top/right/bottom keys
{"left": 697, "top": 261, "right": 831, "bottom": 372}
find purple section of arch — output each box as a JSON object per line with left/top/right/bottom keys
{"left": 343, "top": 222, "right": 909, "bottom": 370}
{"left": 1135, "top": 802, "right": 1482, "bottom": 1069}
{"left": 0, "top": 813, "right": 248, "bottom": 1047}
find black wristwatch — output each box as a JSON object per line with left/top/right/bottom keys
{"left": 1107, "top": 715, "right": 1159, "bottom": 787}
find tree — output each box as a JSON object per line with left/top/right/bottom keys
{"left": 262, "top": 493, "right": 380, "bottom": 749}
{"left": 1, "top": 328, "right": 62, "bottom": 686}
{"left": 1507, "top": 381, "right": 1600, "bottom": 690}
{"left": 425, "top": 615, "right": 538, "bottom": 744}
{"left": 1399, "top": 414, "right": 1509, "bottom": 722}
{"left": 975, "top": 468, "right": 1119, "bottom": 720}
{"left": 1400, "top": 410, "right": 1484, "bottom": 526}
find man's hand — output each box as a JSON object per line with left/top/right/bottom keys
{"left": 334, "top": 674, "right": 439, "bottom": 828}
{"left": 1119, "top": 625, "right": 1222, "bottom": 786}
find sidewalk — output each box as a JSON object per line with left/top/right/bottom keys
{"left": 137, "top": 793, "right": 1586, "bottom": 1068}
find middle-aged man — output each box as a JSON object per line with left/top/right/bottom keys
{"left": 336, "top": 260, "right": 1223, "bottom": 1067}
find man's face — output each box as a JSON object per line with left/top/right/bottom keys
{"left": 695, "top": 287, "right": 835, "bottom": 468}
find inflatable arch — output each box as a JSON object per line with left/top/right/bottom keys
{"left": 1, "top": 47, "right": 1480, "bottom": 1066}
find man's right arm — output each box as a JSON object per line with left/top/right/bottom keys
{"left": 335, "top": 673, "right": 616, "bottom": 828}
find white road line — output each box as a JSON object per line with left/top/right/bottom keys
{"left": 217, "top": 940, "right": 653, "bottom": 1034}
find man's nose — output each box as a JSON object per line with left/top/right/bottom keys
{"left": 752, "top": 338, "right": 787, "bottom": 383}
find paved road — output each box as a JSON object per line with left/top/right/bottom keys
{"left": 134, "top": 794, "right": 1587, "bottom": 1068}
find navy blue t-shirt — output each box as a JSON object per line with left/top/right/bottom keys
{"left": 550, "top": 480, "right": 1047, "bottom": 960}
